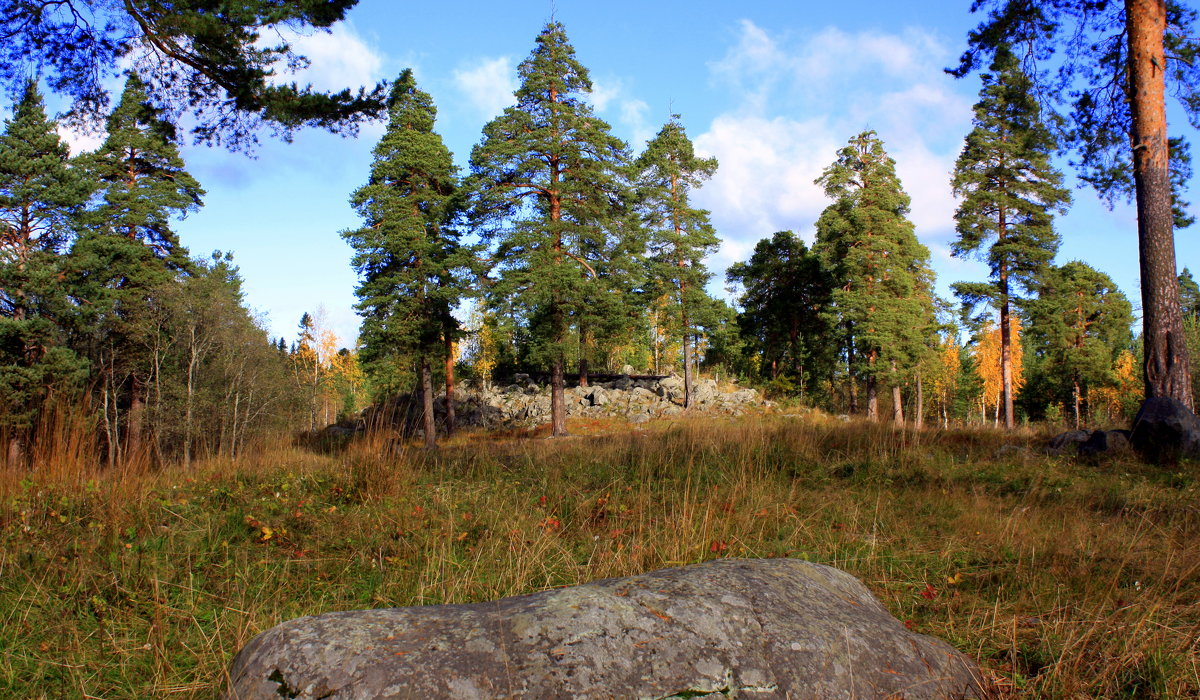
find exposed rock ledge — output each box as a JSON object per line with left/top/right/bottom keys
{"left": 225, "top": 558, "right": 984, "bottom": 699}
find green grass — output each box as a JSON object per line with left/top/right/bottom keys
{"left": 2, "top": 414, "right": 1198, "bottom": 698}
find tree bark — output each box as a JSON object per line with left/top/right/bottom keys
{"left": 1126, "top": 0, "right": 1193, "bottom": 409}
{"left": 915, "top": 372, "right": 924, "bottom": 431}
{"left": 681, "top": 304, "right": 692, "bottom": 410}
{"left": 444, "top": 332, "right": 456, "bottom": 437}
{"left": 421, "top": 356, "right": 436, "bottom": 449}
{"left": 866, "top": 374, "right": 878, "bottom": 422}
{"left": 999, "top": 266, "right": 1015, "bottom": 430}
{"left": 891, "top": 383, "right": 904, "bottom": 426}
{"left": 551, "top": 356, "right": 567, "bottom": 437}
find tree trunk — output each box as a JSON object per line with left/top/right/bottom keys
{"left": 421, "top": 356, "right": 436, "bottom": 449}
{"left": 1073, "top": 378, "right": 1082, "bottom": 430}
{"left": 915, "top": 372, "right": 924, "bottom": 431}
{"left": 681, "top": 307, "right": 692, "bottom": 410}
{"left": 999, "top": 263, "right": 1015, "bottom": 430}
{"left": 444, "top": 333, "right": 456, "bottom": 437}
{"left": 847, "top": 328, "right": 858, "bottom": 414}
{"left": 550, "top": 356, "right": 567, "bottom": 437}
{"left": 890, "top": 361, "right": 904, "bottom": 426}
{"left": 866, "top": 375, "right": 878, "bottom": 421}
{"left": 1127, "top": 0, "right": 1193, "bottom": 409}
{"left": 128, "top": 375, "right": 145, "bottom": 463}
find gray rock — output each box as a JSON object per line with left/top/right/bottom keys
{"left": 1131, "top": 397, "right": 1200, "bottom": 463}
{"left": 225, "top": 559, "right": 983, "bottom": 700}
{"left": 627, "top": 412, "right": 651, "bottom": 424}
{"left": 1045, "top": 430, "right": 1090, "bottom": 455}
{"left": 586, "top": 387, "right": 609, "bottom": 407}
{"left": 1078, "top": 429, "right": 1131, "bottom": 457}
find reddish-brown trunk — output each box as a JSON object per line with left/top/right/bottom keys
{"left": 1126, "top": 0, "right": 1193, "bottom": 409}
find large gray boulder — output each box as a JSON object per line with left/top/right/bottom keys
{"left": 225, "top": 559, "right": 983, "bottom": 699}
{"left": 1130, "top": 396, "right": 1200, "bottom": 463}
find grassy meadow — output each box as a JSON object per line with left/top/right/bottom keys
{"left": 1, "top": 411, "right": 1198, "bottom": 698}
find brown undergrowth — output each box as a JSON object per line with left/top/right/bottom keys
{"left": 1, "top": 414, "right": 1197, "bottom": 698}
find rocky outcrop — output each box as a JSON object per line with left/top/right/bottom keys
{"left": 452, "top": 374, "right": 767, "bottom": 430}
{"left": 1130, "top": 397, "right": 1200, "bottom": 463}
{"left": 225, "top": 558, "right": 984, "bottom": 699}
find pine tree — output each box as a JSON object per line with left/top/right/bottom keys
{"left": 950, "top": 47, "right": 1071, "bottom": 430}
{"left": 0, "top": 80, "right": 92, "bottom": 278}
{"left": 726, "top": 230, "right": 832, "bottom": 399}
{"left": 68, "top": 74, "right": 204, "bottom": 462}
{"left": 634, "top": 116, "right": 718, "bottom": 407}
{"left": 466, "top": 22, "right": 631, "bottom": 437}
{"left": 343, "top": 69, "right": 468, "bottom": 449}
{"left": 0, "top": 80, "right": 92, "bottom": 460}
{"left": 952, "top": 0, "right": 1199, "bottom": 410}
{"left": 814, "top": 131, "right": 937, "bottom": 422}
{"left": 1178, "top": 267, "right": 1200, "bottom": 320}
{"left": 1025, "top": 261, "right": 1133, "bottom": 429}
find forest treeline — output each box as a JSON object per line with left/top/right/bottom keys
{"left": 3, "top": 18, "right": 1199, "bottom": 461}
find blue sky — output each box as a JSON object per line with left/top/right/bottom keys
{"left": 17, "top": 0, "right": 1200, "bottom": 347}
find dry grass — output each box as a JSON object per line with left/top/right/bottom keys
{"left": 1, "top": 412, "right": 1197, "bottom": 698}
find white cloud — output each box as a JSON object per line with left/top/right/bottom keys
{"left": 453, "top": 56, "right": 517, "bottom": 119}
{"left": 56, "top": 124, "right": 105, "bottom": 155}
{"left": 696, "top": 20, "right": 974, "bottom": 278}
{"left": 269, "top": 24, "right": 386, "bottom": 94}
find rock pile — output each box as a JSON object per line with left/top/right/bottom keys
{"left": 451, "top": 373, "right": 766, "bottom": 429}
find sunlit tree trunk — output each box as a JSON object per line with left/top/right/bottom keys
{"left": 1127, "top": 0, "right": 1193, "bottom": 409}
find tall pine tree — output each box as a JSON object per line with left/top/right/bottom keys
{"left": 343, "top": 69, "right": 468, "bottom": 449}
{"left": 950, "top": 47, "right": 1071, "bottom": 430}
{"left": 69, "top": 74, "right": 204, "bottom": 463}
{"left": 634, "top": 116, "right": 718, "bottom": 408}
{"left": 0, "top": 80, "right": 91, "bottom": 461}
{"left": 466, "top": 22, "right": 631, "bottom": 437}
{"left": 814, "top": 131, "right": 936, "bottom": 422}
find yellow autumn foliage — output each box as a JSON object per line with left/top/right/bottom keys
{"left": 972, "top": 317, "right": 1024, "bottom": 418}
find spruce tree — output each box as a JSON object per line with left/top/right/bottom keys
{"left": 634, "top": 116, "right": 718, "bottom": 408}
{"left": 69, "top": 74, "right": 204, "bottom": 461}
{"left": 343, "top": 69, "right": 468, "bottom": 449}
{"left": 466, "top": 22, "right": 631, "bottom": 437}
{"left": 814, "top": 131, "right": 936, "bottom": 422}
{"left": 1025, "top": 261, "right": 1133, "bottom": 428}
{"left": 950, "top": 47, "right": 1071, "bottom": 430}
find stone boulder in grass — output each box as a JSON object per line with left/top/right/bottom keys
{"left": 225, "top": 558, "right": 984, "bottom": 699}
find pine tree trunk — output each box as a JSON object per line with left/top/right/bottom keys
{"left": 999, "top": 264, "right": 1015, "bottom": 430}
{"left": 421, "top": 356, "right": 436, "bottom": 449}
{"left": 891, "top": 361, "right": 904, "bottom": 426}
{"left": 1127, "top": 0, "right": 1193, "bottom": 409}
{"left": 444, "top": 333, "right": 456, "bottom": 437}
{"left": 847, "top": 328, "right": 858, "bottom": 414}
{"left": 681, "top": 306, "right": 692, "bottom": 410}
{"left": 866, "top": 375, "right": 878, "bottom": 421}
{"left": 551, "top": 356, "right": 567, "bottom": 437}
{"left": 915, "top": 372, "right": 924, "bottom": 431}
{"left": 1073, "top": 378, "right": 1082, "bottom": 430}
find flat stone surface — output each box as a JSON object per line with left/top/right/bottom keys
{"left": 225, "top": 558, "right": 983, "bottom": 699}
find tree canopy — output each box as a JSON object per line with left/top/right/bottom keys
{"left": 1, "top": 0, "right": 388, "bottom": 149}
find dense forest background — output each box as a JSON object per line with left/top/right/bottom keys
{"left": 2, "top": 2, "right": 1199, "bottom": 463}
